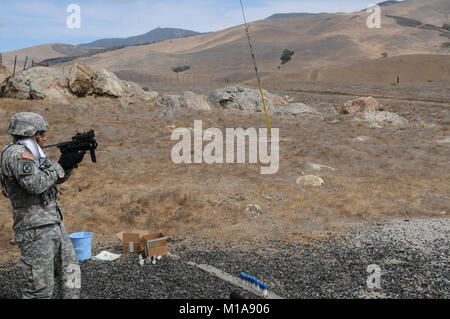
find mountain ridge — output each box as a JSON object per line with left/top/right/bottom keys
{"left": 77, "top": 27, "right": 202, "bottom": 49}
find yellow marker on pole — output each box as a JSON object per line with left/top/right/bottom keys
{"left": 258, "top": 84, "right": 272, "bottom": 134}
{"left": 240, "top": 0, "right": 272, "bottom": 135}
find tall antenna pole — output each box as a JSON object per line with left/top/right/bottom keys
{"left": 240, "top": 0, "right": 272, "bottom": 134}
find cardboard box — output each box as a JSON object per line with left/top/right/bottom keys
{"left": 116, "top": 230, "right": 148, "bottom": 253}
{"left": 116, "top": 230, "right": 169, "bottom": 256}
{"left": 142, "top": 233, "right": 169, "bottom": 257}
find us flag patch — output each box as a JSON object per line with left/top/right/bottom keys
{"left": 22, "top": 152, "right": 34, "bottom": 160}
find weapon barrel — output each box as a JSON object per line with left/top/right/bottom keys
{"left": 42, "top": 141, "right": 72, "bottom": 149}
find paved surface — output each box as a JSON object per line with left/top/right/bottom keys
{"left": 0, "top": 218, "right": 448, "bottom": 299}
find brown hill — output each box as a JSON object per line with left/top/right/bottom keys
{"left": 4, "top": 0, "right": 450, "bottom": 85}
{"left": 256, "top": 54, "right": 450, "bottom": 84}
{"left": 1, "top": 44, "right": 93, "bottom": 72}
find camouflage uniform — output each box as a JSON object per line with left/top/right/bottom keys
{"left": 1, "top": 112, "right": 81, "bottom": 299}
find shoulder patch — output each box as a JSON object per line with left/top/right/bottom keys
{"left": 18, "top": 159, "right": 36, "bottom": 176}
{"left": 22, "top": 152, "right": 34, "bottom": 160}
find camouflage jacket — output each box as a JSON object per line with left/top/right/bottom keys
{"left": 1, "top": 142, "right": 72, "bottom": 231}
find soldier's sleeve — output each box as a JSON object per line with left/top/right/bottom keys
{"left": 8, "top": 152, "right": 65, "bottom": 195}
{"left": 43, "top": 157, "right": 72, "bottom": 184}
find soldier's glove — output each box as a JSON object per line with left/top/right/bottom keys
{"left": 58, "top": 151, "right": 86, "bottom": 170}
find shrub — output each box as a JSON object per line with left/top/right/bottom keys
{"left": 280, "top": 49, "right": 295, "bottom": 65}
{"left": 381, "top": 52, "right": 388, "bottom": 58}
{"left": 442, "top": 24, "right": 450, "bottom": 31}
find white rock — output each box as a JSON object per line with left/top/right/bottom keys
{"left": 273, "top": 103, "right": 321, "bottom": 116}
{"left": 246, "top": 204, "right": 262, "bottom": 217}
{"left": 364, "top": 111, "right": 408, "bottom": 126}
{"left": 296, "top": 175, "right": 325, "bottom": 186}
{"left": 143, "top": 91, "right": 159, "bottom": 101}
{"left": 93, "top": 69, "right": 125, "bottom": 97}
{"left": 309, "top": 163, "right": 336, "bottom": 171}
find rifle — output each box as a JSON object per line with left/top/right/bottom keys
{"left": 43, "top": 130, "right": 98, "bottom": 163}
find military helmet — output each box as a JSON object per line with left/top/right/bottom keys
{"left": 7, "top": 112, "right": 49, "bottom": 137}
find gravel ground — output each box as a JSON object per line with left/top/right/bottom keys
{"left": 0, "top": 218, "right": 448, "bottom": 299}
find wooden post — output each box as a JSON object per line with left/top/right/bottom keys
{"left": 13, "top": 55, "right": 17, "bottom": 78}
{"left": 23, "top": 56, "right": 28, "bottom": 70}
{"left": 0, "top": 53, "right": 2, "bottom": 65}
{"left": 397, "top": 76, "right": 400, "bottom": 84}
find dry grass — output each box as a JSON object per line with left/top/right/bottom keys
{"left": 0, "top": 79, "right": 448, "bottom": 262}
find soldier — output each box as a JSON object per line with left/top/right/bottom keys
{"left": 1, "top": 112, "right": 85, "bottom": 299}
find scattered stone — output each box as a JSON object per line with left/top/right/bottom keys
{"left": 341, "top": 96, "right": 384, "bottom": 114}
{"left": 364, "top": 111, "right": 408, "bottom": 126}
{"left": 437, "top": 137, "right": 450, "bottom": 143}
{"left": 355, "top": 136, "right": 370, "bottom": 142}
{"left": 246, "top": 204, "right": 262, "bottom": 217}
{"left": 122, "top": 80, "right": 145, "bottom": 98}
{"left": 69, "top": 62, "right": 94, "bottom": 97}
{"left": 183, "top": 91, "right": 211, "bottom": 110}
{"left": 93, "top": 69, "right": 125, "bottom": 97}
{"left": 143, "top": 91, "right": 158, "bottom": 101}
{"left": 273, "top": 103, "right": 321, "bottom": 116}
{"left": 296, "top": 175, "right": 325, "bottom": 186}
{"left": 159, "top": 91, "right": 211, "bottom": 110}
{"left": 119, "top": 95, "right": 135, "bottom": 108}
{"left": 309, "top": 163, "right": 336, "bottom": 171}
{"left": 207, "top": 86, "right": 288, "bottom": 113}
{"left": 330, "top": 119, "right": 340, "bottom": 124}
{"left": 369, "top": 121, "right": 383, "bottom": 129}
{"left": 327, "top": 104, "right": 338, "bottom": 114}
{"left": 73, "top": 103, "right": 88, "bottom": 110}
{"left": 158, "top": 109, "right": 172, "bottom": 118}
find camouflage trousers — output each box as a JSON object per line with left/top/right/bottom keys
{"left": 15, "top": 222, "right": 81, "bottom": 299}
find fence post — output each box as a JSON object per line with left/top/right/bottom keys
{"left": 23, "top": 56, "right": 28, "bottom": 70}
{"left": 0, "top": 53, "right": 2, "bottom": 65}
{"left": 13, "top": 55, "right": 17, "bottom": 78}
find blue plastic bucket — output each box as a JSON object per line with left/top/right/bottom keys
{"left": 69, "top": 232, "right": 93, "bottom": 261}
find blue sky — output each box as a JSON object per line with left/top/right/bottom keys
{"left": 0, "top": 0, "right": 385, "bottom": 52}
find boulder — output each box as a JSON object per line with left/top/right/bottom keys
{"left": 182, "top": 91, "right": 211, "bottom": 110}
{"left": 4, "top": 66, "right": 70, "bottom": 103}
{"left": 0, "top": 64, "right": 12, "bottom": 95}
{"left": 93, "top": 69, "right": 125, "bottom": 97}
{"left": 122, "top": 80, "right": 145, "bottom": 97}
{"left": 341, "top": 97, "right": 384, "bottom": 114}
{"left": 364, "top": 111, "right": 408, "bottom": 126}
{"left": 207, "top": 86, "right": 288, "bottom": 113}
{"left": 159, "top": 91, "right": 211, "bottom": 110}
{"left": 143, "top": 91, "right": 158, "bottom": 101}
{"left": 69, "top": 62, "right": 94, "bottom": 96}
{"left": 273, "top": 103, "right": 321, "bottom": 116}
